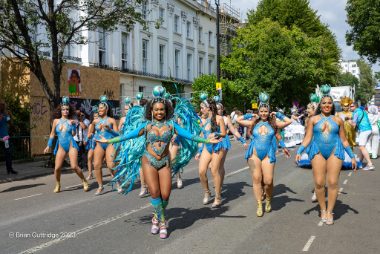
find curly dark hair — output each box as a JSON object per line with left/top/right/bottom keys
{"left": 54, "top": 104, "right": 75, "bottom": 119}
{"left": 145, "top": 99, "right": 174, "bottom": 121}
{"left": 316, "top": 96, "right": 335, "bottom": 116}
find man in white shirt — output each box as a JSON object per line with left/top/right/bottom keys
{"left": 73, "top": 109, "right": 90, "bottom": 169}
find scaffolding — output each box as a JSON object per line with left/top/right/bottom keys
{"left": 219, "top": 1, "right": 241, "bottom": 56}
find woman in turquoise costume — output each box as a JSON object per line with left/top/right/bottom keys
{"left": 195, "top": 93, "right": 227, "bottom": 208}
{"left": 85, "top": 106, "right": 99, "bottom": 180}
{"left": 236, "top": 92, "right": 291, "bottom": 217}
{"left": 215, "top": 96, "right": 248, "bottom": 186}
{"left": 118, "top": 97, "right": 133, "bottom": 131}
{"left": 97, "top": 86, "right": 219, "bottom": 239}
{"left": 87, "top": 95, "right": 119, "bottom": 195}
{"left": 296, "top": 85, "right": 357, "bottom": 225}
{"left": 44, "top": 97, "right": 89, "bottom": 193}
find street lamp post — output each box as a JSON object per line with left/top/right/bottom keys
{"left": 215, "top": 0, "right": 222, "bottom": 100}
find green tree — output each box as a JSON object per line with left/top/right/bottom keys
{"left": 336, "top": 72, "right": 359, "bottom": 87}
{"left": 0, "top": 0, "right": 145, "bottom": 112}
{"left": 346, "top": 0, "right": 380, "bottom": 63}
{"left": 222, "top": 19, "right": 337, "bottom": 107}
{"left": 355, "top": 60, "right": 376, "bottom": 104}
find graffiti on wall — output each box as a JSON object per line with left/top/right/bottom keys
{"left": 66, "top": 98, "right": 121, "bottom": 119}
{"left": 31, "top": 97, "right": 49, "bottom": 126}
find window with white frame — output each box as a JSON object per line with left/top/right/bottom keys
{"left": 208, "top": 59, "right": 213, "bottom": 74}
{"left": 175, "top": 49, "right": 181, "bottom": 78}
{"left": 159, "top": 44, "right": 165, "bottom": 76}
{"left": 186, "top": 21, "right": 192, "bottom": 39}
{"left": 98, "top": 28, "right": 106, "bottom": 65}
{"left": 174, "top": 15, "right": 180, "bottom": 33}
{"left": 208, "top": 31, "right": 213, "bottom": 47}
{"left": 159, "top": 7, "right": 165, "bottom": 26}
{"left": 121, "top": 33, "right": 128, "bottom": 69}
{"left": 141, "top": 1, "right": 148, "bottom": 20}
{"left": 187, "top": 54, "right": 192, "bottom": 80}
{"left": 142, "top": 39, "right": 148, "bottom": 73}
{"left": 198, "top": 57, "right": 203, "bottom": 76}
{"left": 198, "top": 27, "right": 203, "bottom": 43}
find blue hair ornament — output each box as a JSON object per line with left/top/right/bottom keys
{"left": 92, "top": 105, "right": 98, "bottom": 113}
{"left": 61, "top": 96, "right": 70, "bottom": 105}
{"left": 124, "top": 97, "right": 131, "bottom": 105}
{"left": 213, "top": 95, "right": 221, "bottom": 103}
{"left": 320, "top": 84, "right": 331, "bottom": 97}
{"left": 136, "top": 93, "right": 143, "bottom": 101}
{"left": 259, "top": 92, "right": 270, "bottom": 108}
{"left": 152, "top": 85, "right": 166, "bottom": 98}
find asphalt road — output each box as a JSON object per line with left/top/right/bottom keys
{"left": 1, "top": 141, "right": 379, "bottom": 254}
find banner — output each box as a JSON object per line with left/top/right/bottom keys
{"left": 68, "top": 69, "right": 82, "bottom": 97}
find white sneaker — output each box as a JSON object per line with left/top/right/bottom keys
{"left": 311, "top": 191, "right": 317, "bottom": 202}
{"left": 363, "top": 165, "right": 375, "bottom": 171}
{"left": 176, "top": 174, "right": 183, "bottom": 189}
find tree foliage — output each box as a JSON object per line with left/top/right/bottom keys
{"left": 222, "top": 18, "right": 339, "bottom": 107}
{"left": 0, "top": 0, "right": 144, "bottom": 111}
{"left": 355, "top": 60, "right": 376, "bottom": 104}
{"left": 336, "top": 72, "right": 359, "bottom": 87}
{"left": 346, "top": 0, "right": 380, "bottom": 63}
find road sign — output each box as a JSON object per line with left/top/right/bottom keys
{"left": 216, "top": 82, "right": 222, "bottom": 90}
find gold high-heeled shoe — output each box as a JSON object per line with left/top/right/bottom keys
{"left": 257, "top": 201, "right": 263, "bottom": 217}
{"left": 265, "top": 197, "right": 272, "bottom": 213}
{"left": 82, "top": 179, "right": 89, "bottom": 192}
{"left": 53, "top": 182, "right": 61, "bottom": 193}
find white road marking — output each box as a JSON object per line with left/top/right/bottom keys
{"left": 18, "top": 203, "right": 151, "bottom": 254}
{"left": 18, "top": 165, "right": 250, "bottom": 254}
{"left": 318, "top": 220, "right": 324, "bottom": 226}
{"left": 302, "top": 235, "right": 316, "bottom": 251}
{"left": 348, "top": 172, "right": 352, "bottom": 177}
{"left": 343, "top": 179, "right": 348, "bottom": 185}
{"left": 65, "top": 184, "right": 82, "bottom": 189}
{"left": 14, "top": 193, "right": 42, "bottom": 201}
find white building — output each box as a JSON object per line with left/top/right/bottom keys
{"left": 62, "top": 0, "right": 218, "bottom": 99}
{"left": 340, "top": 60, "right": 360, "bottom": 80}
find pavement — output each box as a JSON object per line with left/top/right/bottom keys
{"left": 0, "top": 143, "right": 380, "bottom": 253}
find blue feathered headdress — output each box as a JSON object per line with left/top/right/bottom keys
{"left": 199, "top": 92, "right": 209, "bottom": 107}
{"left": 124, "top": 97, "right": 131, "bottom": 105}
{"left": 61, "top": 96, "right": 70, "bottom": 105}
{"left": 320, "top": 84, "right": 331, "bottom": 98}
{"left": 92, "top": 105, "right": 98, "bottom": 113}
{"left": 259, "top": 92, "right": 270, "bottom": 109}
{"left": 135, "top": 93, "right": 143, "bottom": 101}
{"left": 99, "top": 95, "right": 108, "bottom": 108}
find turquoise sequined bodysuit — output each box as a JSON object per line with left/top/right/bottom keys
{"left": 245, "top": 121, "right": 277, "bottom": 163}
{"left": 144, "top": 121, "right": 174, "bottom": 170}
{"left": 201, "top": 119, "right": 221, "bottom": 153}
{"left": 94, "top": 117, "right": 114, "bottom": 150}
{"left": 54, "top": 119, "right": 78, "bottom": 155}
{"left": 307, "top": 115, "right": 344, "bottom": 160}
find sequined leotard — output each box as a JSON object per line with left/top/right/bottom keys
{"left": 94, "top": 117, "right": 115, "bottom": 150}
{"left": 54, "top": 118, "right": 79, "bottom": 155}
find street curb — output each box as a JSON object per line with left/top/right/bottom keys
{"left": 0, "top": 167, "right": 71, "bottom": 184}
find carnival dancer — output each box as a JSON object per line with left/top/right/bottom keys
{"left": 85, "top": 106, "right": 99, "bottom": 180}
{"left": 118, "top": 97, "right": 133, "bottom": 131}
{"left": 215, "top": 96, "right": 247, "bottom": 186}
{"left": 237, "top": 92, "right": 291, "bottom": 217}
{"left": 195, "top": 93, "right": 226, "bottom": 208}
{"left": 97, "top": 86, "right": 219, "bottom": 239}
{"left": 87, "top": 95, "right": 119, "bottom": 195}
{"left": 43, "top": 97, "right": 89, "bottom": 193}
{"left": 337, "top": 97, "right": 356, "bottom": 149}
{"left": 296, "top": 85, "right": 357, "bottom": 225}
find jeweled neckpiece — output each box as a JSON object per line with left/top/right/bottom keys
{"left": 152, "top": 119, "right": 166, "bottom": 128}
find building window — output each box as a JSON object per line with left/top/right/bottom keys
{"left": 187, "top": 54, "right": 192, "bottom": 81}
{"left": 198, "top": 27, "right": 203, "bottom": 43}
{"left": 208, "top": 59, "right": 213, "bottom": 74}
{"left": 139, "top": 86, "right": 145, "bottom": 93}
{"left": 141, "top": 1, "right": 148, "bottom": 20}
{"left": 175, "top": 49, "right": 180, "bottom": 78}
{"left": 198, "top": 57, "right": 203, "bottom": 76}
{"left": 142, "top": 39, "right": 148, "bottom": 73}
{"left": 98, "top": 28, "right": 106, "bottom": 65}
{"left": 208, "top": 31, "right": 213, "bottom": 47}
{"left": 352, "top": 64, "right": 357, "bottom": 67}
{"left": 159, "top": 7, "right": 165, "bottom": 26}
{"left": 174, "top": 15, "right": 180, "bottom": 33}
{"left": 121, "top": 33, "right": 128, "bottom": 70}
{"left": 186, "top": 21, "right": 192, "bottom": 39}
{"left": 159, "top": 44, "right": 165, "bottom": 76}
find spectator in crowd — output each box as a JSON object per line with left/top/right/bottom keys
{"left": 73, "top": 109, "right": 90, "bottom": 169}
{"left": 0, "top": 102, "right": 17, "bottom": 174}
{"left": 366, "top": 104, "right": 379, "bottom": 159}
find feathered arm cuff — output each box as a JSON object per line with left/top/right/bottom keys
{"left": 108, "top": 123, "right": 146, "bottom": 144}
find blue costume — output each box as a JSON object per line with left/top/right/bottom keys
{"left": 245, "top": 121, "right": 277, "bottom": 163}
{"left": 94, "top": 117, "right": 116, "bottom": 150}
{"left": 53, "top": 119, "right": 79, "bottom": 155}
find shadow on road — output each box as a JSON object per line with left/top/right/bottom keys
{"left": 0, "top": 183, "right": 46, "bottom": 193}
{"left": 303, "top": 200, "right": 358, "bottom": 221}
{"left": 272, "top": 184, "right": 304, "bottom": 211}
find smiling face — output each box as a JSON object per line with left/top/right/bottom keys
{"left": 152, "top": 102, "right": 165, "bottom": 121}
{"left": 98, "top": 104, "right": 107, "bottom": 117}
{"left": 307, "top": 104, "right": 316, "bottom": 117}
{"left": 200, "top": 102, "right": 210, "bottom": 117}
{"left": 258, "top": 106, "right": 269, "bottom": 120}
{"left": 216, "top": 104, "right": 223, "bottom": 116}
{"left": 320, "top": 97, "right": 333, "bottom": 115}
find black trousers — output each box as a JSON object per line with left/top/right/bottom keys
{"left": 75, "top": 141, "right": 87, "bottom": 169}
{"left": 3, "top": 143, "right": 13, "bottom": 172}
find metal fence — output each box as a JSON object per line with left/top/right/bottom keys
{"left": 0, "top": 136, "right": 31, "bottom": 161}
